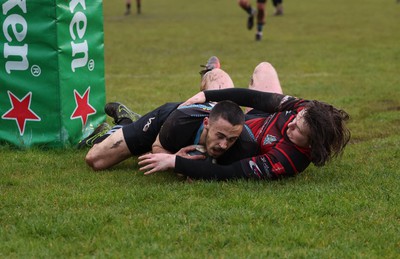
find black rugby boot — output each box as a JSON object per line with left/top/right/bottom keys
{"left": 104, "top": 102, "right": 141, "bottom": 125}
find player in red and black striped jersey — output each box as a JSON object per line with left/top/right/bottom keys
{"left": 175, "top": 89, "right": 322, "bottom": 180}
{"left": 140, "top": 88, "right": 350, "bottom": 180}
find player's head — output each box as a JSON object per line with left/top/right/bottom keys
{"left": 287, "top": 108, "right": 311, "bottom": 149}
{"left": 302, "top": 101, "right": 351, "bottom": 166}
{"left": 202, "top": 100, "right": 245, "bottom": 158}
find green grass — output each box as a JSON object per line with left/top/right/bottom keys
{"left": 1, "top": 0, "right": 400, "bottom": 257}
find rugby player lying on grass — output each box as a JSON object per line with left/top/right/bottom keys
{"left": 80, "top": 57, "right": 259, "bottom": 170}
{"left": 82, "top": 100, "right": 257, "bottom": 171}
{"left": 138, "top": 59, "right": 351, "bottom": 180}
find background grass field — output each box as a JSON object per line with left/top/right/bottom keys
{"left": 1, "top": 0, "right": 400, "bottom": 257}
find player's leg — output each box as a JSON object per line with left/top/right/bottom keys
{"left": 238, "top": 0, "right": 256, "bottom": 30}
{"left": 246, "top": 62, "right": 282, "bottom": 113}
{"left": 136, "top": 0, "right": 141, "bottom": 14}
{"left": 249, "top": 62, "right": 282, "bottom": 93}
{"left": 199, "top": 56, "right": 234, "bottom": 91}
{"left": 125, "top": 0, "right": 131, "bottom": 15}
{"left": 85, "top": 128, "right": 131, "bottom": 170}
{"left": 85, "top": 102, "right": 180, "bottom": 170}
{"left": 255, "top": 0, "right": 266, "bottom": 40}
{"left": 84, "top": 101, "right": 142, "bottom": 170}
{"left": 201, "top": 69, "right": 235, "bottom": 91}
{"left": 272, "top": 0, "right": 283, "bottom": 16}
{"left": 77, "top": 102, "right": 141, "bottom": 150}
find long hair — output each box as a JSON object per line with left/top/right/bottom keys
{"left": 303, "top": 101, "right": 351, "bottom": 167}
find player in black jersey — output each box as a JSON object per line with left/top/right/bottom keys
{"left": 82, "top": 56, "right": 257, "bottom": 171}
{"left": 84, "top": 100, "right": 257, "bottom": 171}
{"left": 155, "top": 102, "right": 257, "bottom": 165}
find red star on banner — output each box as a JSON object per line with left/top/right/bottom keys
{"left": 2, "top": 91, "right": 41, "bottom": 136}
{"left": 71, "top": 87, "right": 96, "bottom": 126}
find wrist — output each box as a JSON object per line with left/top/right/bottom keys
{"left": 168, "top": 154, "right": 177, "bottom": 169}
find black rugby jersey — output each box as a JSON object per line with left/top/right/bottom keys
{"left": 159, "top": 103, "right": 258, "bottom": 165}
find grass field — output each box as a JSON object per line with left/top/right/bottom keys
{"left": 1, "top": 0, "right": 400, "bottom": 257}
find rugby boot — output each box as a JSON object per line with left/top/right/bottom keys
{"left": 199, "top": 56, "right": 221, "bottom": 77}
{"left": 255, "top": 32, "right": 263, "bottom": 41}
{"left": 104, "top": 102, "right": 141, "bottom": 125}
{"left": 77, "top": 122, "right": 111, "bottom": 149}
{"left": 273, "top": 4, "right": 283, "bottom": 16}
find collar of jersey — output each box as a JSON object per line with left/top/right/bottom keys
{"left": 194, "top": 124, "right": 204, "bottom": 145}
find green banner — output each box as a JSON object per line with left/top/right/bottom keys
{"left": 0, "top": 0, "right": 106, "bottom": 148}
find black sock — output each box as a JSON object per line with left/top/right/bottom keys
{"left": 93, "top": 134, "right": 109, "bottom": 145}
{"left": 245, "top": 6, "right": 253, "bottom": 15}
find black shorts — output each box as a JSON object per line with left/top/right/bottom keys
{"left": 122, "top": 102, "right": 180, "bottom": 155}
{"left": 257, "top": 0, "right": 267, "bottom": 3}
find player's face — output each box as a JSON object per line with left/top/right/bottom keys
{"left": 287, "top": 109, "right": 310, "bottom": 148}
{"left": 203, "top": 117, "right": 243, "bottom": 158}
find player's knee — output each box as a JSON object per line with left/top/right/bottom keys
{"left": 255, "top": 62, "right": 274, "bottom": 72}
{"left": 250, "top": 61, "right": 282, "bottom": 93}
{"left": 85, "top": 151, "right": 96, "bottom": 170}
{"left": 85, "top": 148, "right": 105, "bottom": 171}
{"left": 85, "top": 156, "right": 107, "bottom": 171}
{"left": 201, "top": 68, "right": 234, "bottom": 91}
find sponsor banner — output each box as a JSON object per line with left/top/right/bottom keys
{"left": 0, "top": 0, "right": 106, "bottom": 147}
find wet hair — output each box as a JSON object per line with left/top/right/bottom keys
{"left": 303, "top": 101, "right": 351, "bottom": 167}
{"left": 209, "top": 100, "right": 245, "bottom": 126}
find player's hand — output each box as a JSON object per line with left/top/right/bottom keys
{"left": 179, "top": 92, "right": 206, "bottom": 107}
{"left": 138, "top": 153, "right": 176, "bottom": 175}
{"left": 176, "top": 145, "right": 207, "bottom": 160}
